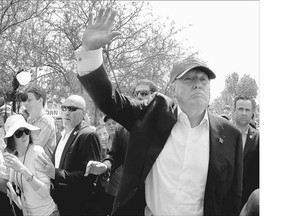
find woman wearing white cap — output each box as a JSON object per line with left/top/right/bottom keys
{"left": 3, "top": 114, "right": 59, "bottom": 216}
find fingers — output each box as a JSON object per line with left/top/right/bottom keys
{"left": 41, "top": 152, "right": 51, "bottom": 162}
{"left": 106, "top": 10, "right": 117, "bottom": 30}
{"left": 95, "top": 8, "right": 105, "bottom": 24}
{"left": 101, "top": 7, "right": 111, "bottom": 24}
{"left": 88, "top": 13, "right": 93, "bottom": 25}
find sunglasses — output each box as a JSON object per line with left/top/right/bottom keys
{"left": 61, "top": 105, "right": 82, "bottom": 112}
{"left": 134, "top": 90, "right": 151, "bottom": 97}
{"left": 14, "top": 129, "right": 30, "bottom": 138}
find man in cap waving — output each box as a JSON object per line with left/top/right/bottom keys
{"left": 77, "top": 8, "right": 243, "bottom": 216}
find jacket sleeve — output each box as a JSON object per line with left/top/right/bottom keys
{"left": 104, "top": 126, "right": 127, "bottom": 173}
{"left": 77, "top": 65, "right": 149, "bottom": 131}
{"left": 53, "top": 132, "right": 101, "bottom": 186}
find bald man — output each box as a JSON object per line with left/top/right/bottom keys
{"left": 37, "top": 95, "right": 102, "bottom": 215}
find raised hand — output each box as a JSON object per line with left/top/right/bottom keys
{"left": 84, "top": 161, "right": 107, "bottom": 176}
{"left": 82, "top": 7, "right": 121, "bottom": 51}
{"left": 3, "top": 152, "right": 25, "bottom": 173}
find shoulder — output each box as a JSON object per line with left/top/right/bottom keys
{"left": 209, "top": 113, "right": 241, "bottom": 136}
{"left": 29, "top": 144, "right": 45, "bottom": 156}
{"left": 36, "top": 114, "right": 55, "bottom": 129}
{"left": 77, "top": 125, "right": 97, "bottom": 139}
{"left": 145, "top": 92, "right": 176, "bottom": 111}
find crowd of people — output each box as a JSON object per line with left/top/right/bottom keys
{"left": 0, "top": 7, "right": 259, "bottom": 216}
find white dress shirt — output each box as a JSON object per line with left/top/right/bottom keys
{"left": 145, "top": 108, "right": 210, "bottom": 216}
{"left": 54, "top": 129, "right": 73, "bottom": 168}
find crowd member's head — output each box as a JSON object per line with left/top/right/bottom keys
{"left": 95, "top": 124, "right": 109, "bottom": 150}
{"left": 104, "top": 115, "right": 117, "bottom": 136}
{"left": 4, "top": 114, "right": 39, "bottom": 154}
{"left": 61, "top": 95, "right": 86, "bottom": 131}
{"left": 170, "top": 56, "right": 215, "bottom": 117}
{"left": 132, "top": 79, "right": 158, "bottom": 101}
{"left": 25, "top": 86, "right": 47, "bottom": 118}
{"left": 233, "top": 96, "right": 253, "bottom": 129}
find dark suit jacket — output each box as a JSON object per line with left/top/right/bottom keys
{"left": 241, "top": 126, "right": 259, "bottom": 208}
{"left": 104, "top": 125, "right": 129, "bottom": 173}
{"left": 78, "top": 65, "right": 243, "bottom": 216}
{"left": 51, "top": 121, "right": 102, "bottom": 216}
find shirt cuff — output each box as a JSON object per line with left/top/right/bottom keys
{"left": 75, "top": 48, "right": 103, "bottom": 76}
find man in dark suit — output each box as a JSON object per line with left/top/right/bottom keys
{"left": 77, "top": 8, "right": 243, "bottom": 216}
{"left": 233, "top": 96, "right": 259, "bottom": 209}
{"left": 37, "top": 95, "right": 102, "bottom": 216}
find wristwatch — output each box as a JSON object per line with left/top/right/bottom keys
{"left": 26, "top": 174, "right": 34, "bottom": 182}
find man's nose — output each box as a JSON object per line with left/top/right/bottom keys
{"left": 192, "top": 79, "right": 202, "bottom": 89}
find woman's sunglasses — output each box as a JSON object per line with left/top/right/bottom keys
{"left": 14, "top": 129, "right": 30, "bottom": 138}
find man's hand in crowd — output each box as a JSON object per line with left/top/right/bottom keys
{"left": 36, "top": 152, "right": 55, "bottom": 179}
{"left": 85, "top": 161, "right": 107, "bottom": 176}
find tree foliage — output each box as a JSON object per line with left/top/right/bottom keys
{"left": 0, "top": 0, "right": 196, "bottom": 124}
{"left": 210, "top": 72, "right": 258, "bottom": 116}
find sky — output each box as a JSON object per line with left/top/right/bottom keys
{"left": 148, "top": 1, "right": 259, "bottom": 102}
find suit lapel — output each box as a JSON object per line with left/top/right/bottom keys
{"left": 140, "top": 103, "right": 178, "bottom": 183}
{"left": 243, "top": 126, "right": 254, "bottom": 158}
{"left": 58, "top": 122, "right": 85, "bottom": 168}
{"left": 204, "top": 114, "right": 225, "bottom": 200}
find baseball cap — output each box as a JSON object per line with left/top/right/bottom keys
{"left": 4, "top": 114, "right": 39, "bottom": 138}
{"left": 170, "top": 56, "right": 216, "bottom": 83}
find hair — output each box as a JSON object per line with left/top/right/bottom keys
{"left": 96, "top": 124, "right": 106, "bottom": 132}
{"left": 5, "top": 129, "right": 33, "bottom": 155}
{"left": 233, "top": 96, "right": 253, "bottom": 111}
{"left": 132, "top": 79, "right": 158, "bottom": 95}
{"left": 26, "top": 86, "right": 47, "bottom": 107}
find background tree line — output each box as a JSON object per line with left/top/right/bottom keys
{"left": 0, "top": 0, "right": 258, "bottom": 125}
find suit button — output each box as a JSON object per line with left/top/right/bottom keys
{"left": 117, "top": 201, "right": 121, "bottom": 207}
{"left": 133, "top": 187, "right": 138, "bottom": 192}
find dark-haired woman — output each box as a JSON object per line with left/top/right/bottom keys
{"left": 3, "top": 114, "right": 59, "bottom": 216}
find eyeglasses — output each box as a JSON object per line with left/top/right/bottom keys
{"left": 61, "top": 105, "right": 82, "bottom": 112}
{"left": 134, "top": 90, "right": 151, "bottom": 97}
{"left": 14, "top": 129, "right": 30, "bottom": 138}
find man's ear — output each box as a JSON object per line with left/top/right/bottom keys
{"left": 171, "top": 82, "right": 176, "bottom": 97}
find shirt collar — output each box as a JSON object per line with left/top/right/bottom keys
{"left": 177, "top": 106, "right": 209, "bottom": 127}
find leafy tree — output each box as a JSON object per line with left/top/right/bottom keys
{"left": 210, "top": 72, "right": 258, "bottom": 116}
{"left": 0, "top": 0, "right": 196, "bottom": 125}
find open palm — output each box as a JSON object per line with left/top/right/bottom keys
{"left": 82, "top": 8, "right": 121, "bottom": 51}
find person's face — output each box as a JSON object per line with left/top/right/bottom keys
{"left": 25, "top": 93, "right": 42, "bottom": 115}
{"left": 105, "top": 119, "right": 117, "bottom": 136}
{"left": 61, "top": 99, "right": 85, "bottom": 131}
{"left": 96, "top": 127, "right": 109, "bottom": 149}
{"left": 173, "top": 69, "right": 210, "bottom": 111}
{"left": 13, "top": 127, "right": 30, "bottom": 148}
{"left": 234, "top": 99, "right": 253, "bottom": 127}
{"left": 134, "top": 84, "right": 152, "bottom": 101}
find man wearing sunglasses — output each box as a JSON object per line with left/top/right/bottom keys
{"left": 36, "top": 95, "right": 103, "bottom": 216}
{"left": 76, "top": 8, "right": 242, "bottom": 216}
{"left": 133, "top": 79, "right": 158, "bottom": 101}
